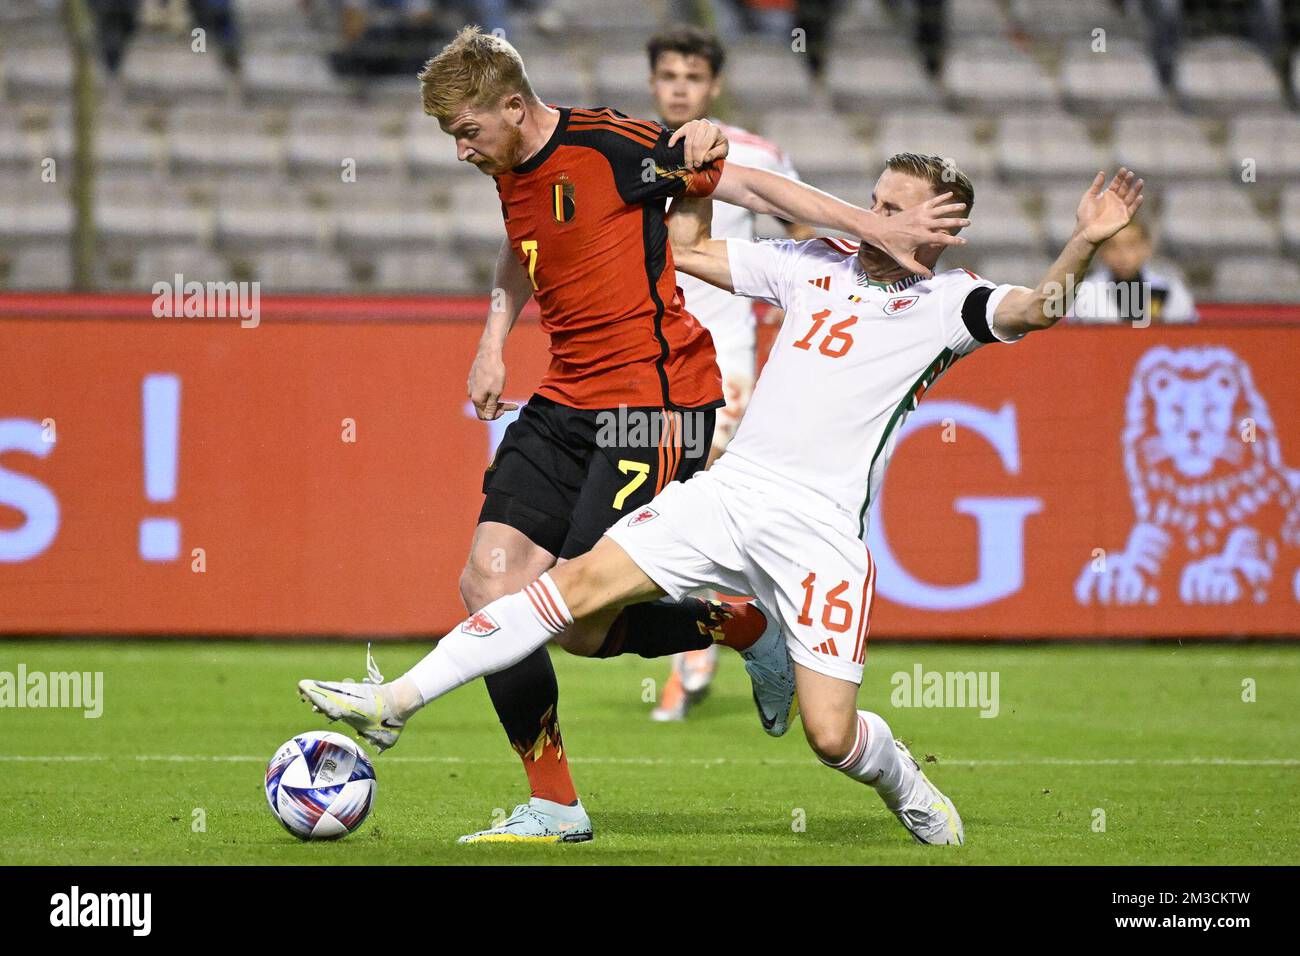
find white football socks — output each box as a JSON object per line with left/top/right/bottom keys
{"left": 391, "top": 574, "right": 573, "bottom": 714}
{"left": 821, "top": 710, "right": 912, "bottom": 809}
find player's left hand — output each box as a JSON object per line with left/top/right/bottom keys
{"left": 668, "top": 119, "right": 728, "bottom": 169}
{"left": 1075, "top": 168, "right": 1144, "bottom": 245}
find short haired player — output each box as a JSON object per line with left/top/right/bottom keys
{"left": 300, "top": 154, "right": 1141, "bottom": 842}
{"left": 301, "top": 159, "right": 1142, "bottom": 844}
{"left": 644, "top": 25, "right": 815, "bottom": 722}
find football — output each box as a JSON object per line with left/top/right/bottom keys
{"left": 264, "top": 731, "right": 376, "bottom": 841}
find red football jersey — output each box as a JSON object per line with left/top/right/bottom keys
{"left": 494, "top": 106, "right": 725, "bottom": 410}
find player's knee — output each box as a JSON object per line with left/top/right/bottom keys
{"left": 802, "top": 711, "right": 857, "bottom": 764}
{"left": 458, "top": 557, "right": 501, "bottom": 610}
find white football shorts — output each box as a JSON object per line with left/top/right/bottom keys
{"left": 605, "top": 461, "right": 876, "bottom": 684}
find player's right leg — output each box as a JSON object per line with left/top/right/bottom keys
{"left": 300, "top": 536, "right": 664, "bottom": 740}
{"left": 796, "top": 665, "right": 963, "bottom": 846}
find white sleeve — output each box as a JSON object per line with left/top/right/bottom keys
{"left": 938, "top": 271, "right": 1027, "bottom": 355}
{"left": 725, "top": 238, "right": 802, "bottom": 309}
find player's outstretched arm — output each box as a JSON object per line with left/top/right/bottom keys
{"left": 712, "top": 162, "right": 969, "bottom": 277}
{"left": 667, "top": 193, "right": 734, "bottom": 292}
{"left": 993, "top": 168, "right": 1144, "bottom": 339}
{"left": 468, "top": 238, "right": 533, "bottom": 420}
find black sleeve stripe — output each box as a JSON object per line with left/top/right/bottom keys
{"left": 961, "top": 286, "right": 998, "bottom": 344}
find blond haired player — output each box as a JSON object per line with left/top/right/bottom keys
{"left": 645, "top": 25, "right": 815, "bottom": 720}
{"left": 301, "top": 158, "right": 1143, "bottom": 844}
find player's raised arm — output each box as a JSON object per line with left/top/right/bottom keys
{"left": 667, "top": 193, "right": 734, "bottom": 292}
{"left": 992, "top": 168, "right": 1145, "bottom": 339}
{"left": 468, "top": 238, "right": 533, "bottom": 421}
{"left": 711, "top": 162, "right": 969, "bottom": 277}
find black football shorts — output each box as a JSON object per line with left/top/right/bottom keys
{"left": 479, "top": 394, "right": 715, "bottom": 560}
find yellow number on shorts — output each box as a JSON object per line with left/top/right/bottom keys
{"left": 613, "top": 459, "right": 650, "bottom": 510}
{"left": 520, "top": 239, "right": 539, "bottom": 291}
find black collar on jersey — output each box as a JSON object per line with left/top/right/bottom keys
{"left": 854, "top": 266, "right": 925, "bottom": 294}
{"left": 512, "top": 106, "right": 569, "bottom": 175}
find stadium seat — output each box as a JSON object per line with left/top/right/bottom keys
{"left": 0, "top": 181, "right": 72, "bottom": 244}
{"left": 524, "top": 51, "right": 593, "bottom": 108}
{"left": 46, "top": 105, "right": 163, "bottom": 172}
{"left": 723, "top": 42, "right": 815, "bottom": 111}
{"left": 0, "top": 110, "right": 30, "bottom": 170}
{"left": 1112, "top": 110, "right": 1224, "bottom": 181}
{"left": 169, "top": 105, "right": 286, "bottom": 176}
{"left": 1212, "top": 256, "right": 1300, "bottom": 303}
{"left": 1009, "top": 0, "right": 1136, "bottom": 40}
{"left": 1281, "top": 186, "right": 1300, "bottom": 253}
{"left": 121, "top": 40, "right": 230, "bottom": 103}
{"left": 1040, "top": 183, "right": 1088, "bottom": 248}
{"left": 95, "top": 173, "right": 208, "bottom": 248}
{"left": 1059, "top": 38, "right": 1168, "bottom": 115}
{"left": 994, "top": 110, "right": 1107, "bottom": 181}
{"left": 1174, "top": 37, "right": 1285, "bottom": 114}
{"left": 327, "top": 181, "right": 443, "bottom": 253}
{"left": 1160, "top": 184, "right": 1279, "bottom": 258}
{"left": 876, "top": 109, "right": 995, "bottom": 180}
{"left": 941, "top": 37, "right": 1059, "bottom": 110}
{"left": 826, "top": 42, "right": 935, "bottom": 113}
{"left": 833, "top": 0, "right": 904, "bottom": 42}
{"left": 945, "top": 0, "right": 1011, "bottom": 38}
{"left": 2, "top": 244, "right": 74, "bottom": 290}
{"left": 374, "top": 249, "right": 477, "bottom": 294}
{"left": 1, "top": 45, "right": 74, "bottom": 102}
{"left": 975, "top": 252, "right": 1055, "bottom": 288}
{"left": 759, "top": 109, "right": 876, "bottom": 183}
{"left": 1227, "top": 113, "right": 1300, "bottom": 181}
{"left": 253, "top": 249, "right": 353, "bottom": 293}
{"left": 592, "top": 52, "right": 656, "bottom": 119}
{"left": 213, "top": 178, "right": 329, "bottom": 251}
{"left": 961, "top": 188, "right": 1042, "bottom": 255}
{"left": 286, "top": 106, "right": 404, "bottom": 178}
{"left": 446, "top": 177, "right": 508, "bottom": 252}
{"left": 133, "top": 245, "right": 231, "bottom": 290}
{"left": 242, "top": 50, "right": 349, "bottom": 106}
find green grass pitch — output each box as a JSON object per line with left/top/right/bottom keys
{"left": 1, "top": 640, "right": 1297, "bottom": 865}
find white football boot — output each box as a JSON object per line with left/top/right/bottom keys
{"left": 740, "top": 603, "right": 798, "bottom": 737}
{"left": 889, "top": 740, "right": 964, "bottom": 845}
{"left": 458, "top": 798, "right": 594, "bottom": 844}
{"left": 297, "top": 645, "right": 405, "bottom": 753}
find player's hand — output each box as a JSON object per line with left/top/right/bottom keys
{"left": 863, "top": 192, "right": 969, "bottom": 277}
{"left": 1075, "top": 168, "right": 1144, "bottom": 246}
{"left": 668, "top": 119, "right": 728, "bottom": 169}
{"left": 468, "top": 349, "right": 517, "bottom": 420}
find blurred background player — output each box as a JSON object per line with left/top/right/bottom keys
{"left": 643, "top": 24, "right": 815, "bottom": 722}
{"left": 1068, "top": 218, "right": 1198, "bottom": 324}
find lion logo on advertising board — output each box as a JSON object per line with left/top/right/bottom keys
{"left": 1076, "top": 346, "right": 1300, "bottom": 606}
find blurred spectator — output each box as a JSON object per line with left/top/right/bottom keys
{"left": 90, "top": 0, "right": 242, "bottom": 73}
{"left": 1069, "top": 220, "right": 1199, "bottom": 324}
{"left": 329, "top": 0, "right": 447, "bottom": 77}
{"left": 1140, "top": 0, "right": 1288, "bottom": 89}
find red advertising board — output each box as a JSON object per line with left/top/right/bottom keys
{"left": 1, "top": 295, "right": 1297, "bottom": 638}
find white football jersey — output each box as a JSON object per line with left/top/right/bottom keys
{"left": 674, "top": 121, "right": 800, "bottom": 361}
{"left": 714, "top": 236, "right": 1026, "bottom": 538}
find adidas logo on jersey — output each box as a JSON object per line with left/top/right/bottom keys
{"left": 461, "top": 611, "right": 501, "bottom": 637}
{"left": 813, "top": 638, "right": 840, "bottom": 657}
{"left": 807, "top": 276, "right": 832, "bottom": 290}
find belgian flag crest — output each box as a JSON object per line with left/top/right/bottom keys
{"left": 552, "top": 179, "right": 575, "bottom": 223}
